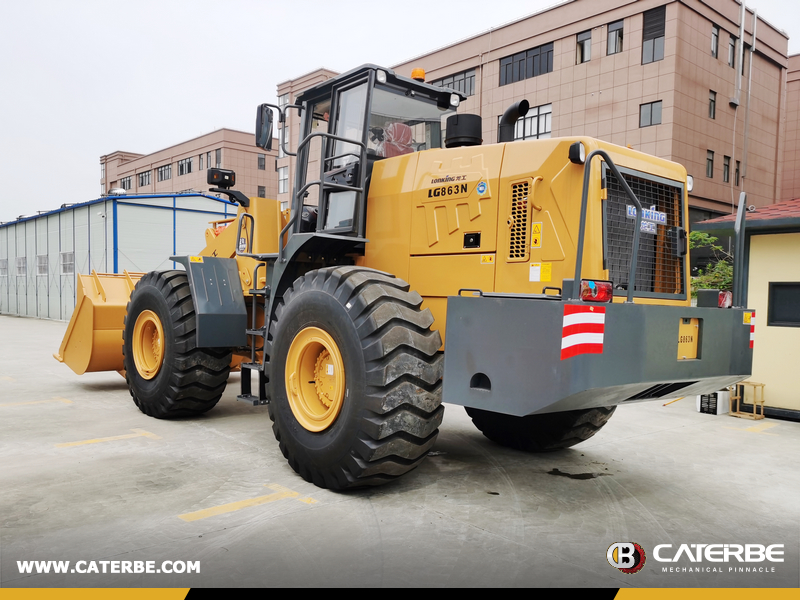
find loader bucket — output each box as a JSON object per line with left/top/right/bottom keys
{"left": 54, "top": 271, "right": 144, "bottom": 375}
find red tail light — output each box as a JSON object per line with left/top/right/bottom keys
{"left": 718, "top": 290, "right": 732, "bottom": 308}
{"left": 580, "top": 280, "right": 613, "bottom": 302}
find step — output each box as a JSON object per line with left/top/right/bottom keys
{"left": 237, "top": 394, "right": 269, "bottom": 406}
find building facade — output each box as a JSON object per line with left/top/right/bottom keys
{"left": 781, "top": 54, "right": 800, "bottom": 202}
{"left": 0, "top": 193, "right": 234, "bottom": 321}
{"left": 275, "top": 0, "right": 791, "bottom": 223}
{"left": 101, "top": 129, "right": 279, "bottom": 201}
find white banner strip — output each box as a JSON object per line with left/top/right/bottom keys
{"left": 561, "top": 332, "right": 605, "bottom": 349}
{"left": 563, "top": 313, "right": 606, "bottom": 327}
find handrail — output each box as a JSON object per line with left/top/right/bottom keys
{"left": 572, "top": 150, "right": 643, "bottom": 304}
{"left": 277, "top": 130, "right": 368, "bottom": 263}
{"left": 235, "top": 212, "right": 254, "bottom": 254}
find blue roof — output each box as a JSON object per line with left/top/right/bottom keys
{"left": 0, "top": 192, "right": 235, "bottom": 229}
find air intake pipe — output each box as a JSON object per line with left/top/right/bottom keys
{"left": 497, "top": 99, "right": 529, "bottom": 143}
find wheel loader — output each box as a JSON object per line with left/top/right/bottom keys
{"left": 56, "top": 64, "right": 754, "bottom": 490}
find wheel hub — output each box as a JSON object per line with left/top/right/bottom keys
{"left": 285, "top": 327, "right": 345, "bottom": 432}
{"left": 132, "top": 310, "right": 165, "bottom": 380}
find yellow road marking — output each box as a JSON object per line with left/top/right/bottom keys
{"left": 1, "top": 376, "right": 15, "bottom": 382}
{"left": 298, "top": 497, "right": 318, "bottom": 504}
{"left": 56, "top": 428, "right": 161, "bottom": 447}
{"left": 178, "top": 483, "right": 301, "bottom": 522}
{"left": 724, "top": 421, "right": 778, "bottom": 435}
{"left": 1, "top": 397, "right": 73, "bottom": 408}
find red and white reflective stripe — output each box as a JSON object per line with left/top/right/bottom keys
{"left": 561, "top": 305, "right": 606, "bottom": 360}
{"left": 750, "top": 311, "right": 755, "bottom": 349}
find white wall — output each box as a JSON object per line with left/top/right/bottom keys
{"left": 0, "top": 195, "right": 230, "bottom": 321}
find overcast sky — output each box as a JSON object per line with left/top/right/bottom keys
{"left": 0, "top": 0, "right": 797, "bottom": 222}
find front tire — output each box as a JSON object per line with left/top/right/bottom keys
{"left": 122, "top": 270, "right": 231, "bottom": 418}
{"left": 269, "top": 266, "right": 444, "bottom": 490}
{"left": 465, "top": 406, "right": 616, "bottom": 452}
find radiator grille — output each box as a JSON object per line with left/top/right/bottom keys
{"left": 605, "top": 170, "right": 685, "bottom": 296}
{"left": 508, "top": 182, "right": 530, "bottom": 261}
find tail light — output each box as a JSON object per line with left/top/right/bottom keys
{"left": 580, "top": 279, "right": 613, "bottom": 302}
{"left": 718, "top": 290, "right": 732, "bottom": 308}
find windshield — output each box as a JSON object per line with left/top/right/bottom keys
{"left": 368, "top": 85, "right": 456, "bottom": 158}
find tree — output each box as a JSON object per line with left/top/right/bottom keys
{"left": 689, "top": 231, "right": 733, "bottom": 297}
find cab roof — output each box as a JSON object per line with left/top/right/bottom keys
{"left": 295, "top": 64, "right": 467, "bottom": 106}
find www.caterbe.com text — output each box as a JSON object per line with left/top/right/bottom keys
{"left": 17, "top": 560, "right": 200, "bottom": 574}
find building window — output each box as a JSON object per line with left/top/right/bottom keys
{"left": 576, "top": 30, "right": 591, "bottom": 64}
{"left": 215, "top": 149, "right": 222, "bottom": 168}
{"left": 258, "top": 154, "right": 266, "bottom": 170}
{"left": 0, "top": 259, "right": 8, "bottom": 277}
{"left": 512, "top": 104, "right": 552, "bottom": 140}
{"left": 157, "top": 164, "right": 172, "bottom": 181}
{"left": 735, "top": 160, "right": 740, "bottom": 186}
{"left": 728, "top": 35, "right": 736, "bottom": 67}
{"left": 711, "top": 25, "right": 719, "bottom": 58}
{"left": 120, "top": 176, "right": 131, "bottom": 190}
{"left": 278, "top": 93, "right": 289, "bottom": 110}
{"left": 258, "top": 185, "right": 266, "bottom": 198}
{"left": 199, "top": 154, "right": 203, "bottom": 170}
{"left": 499, "top": 42, "right": 554, "bottom": 86}
{"left": 16, "top": 257, "right": 26, "bottom": 277}
{"left": 768, "top": 283, "right": 800, "bottom": 327}
{"left": 639, "top": 101, "right": 662, "bottom": 127}
{"left": 278, "top": 166, "right": 289, "bottom": 194}
{"left": 206, "top": 152, "right": 212, "bottom": 169}
{"left": 723, "top": 156, "right": 730, "bottom": 182}
{"left": 60, "top": 252, "right": 74, "bottom": 275}
{"left": 642, "top": 6, "right": 665, "bottom": 64}
{"left": 100, "top": 163, "right": 105, "bottom": 181}
{"left": 608, "top": 20, "right": 624, "bottom": 55}
{"left": 706, "top": 151, "right": 714, "bottom": 178}
{"left": 138, "top": 171, "right": 151, "bottom": 187}
{"left": 37, "top": 255, "right": 48, "bottom": 276}
{"left": 178, "top": 158, "right": 192, "bottom": 176}
{"left": 431, "top": 69, "right": 476, "bottom": 97}
{"left": 709, "top": 90, "right": 716, "bottom": 119}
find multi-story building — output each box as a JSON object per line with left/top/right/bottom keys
{"left": 101, "top": 128, "right": 278, "bottom": 201}
{"left": 275, "top": 0, "right": 791, "bottom": 228}
{"left": 781, "top": 54, "right": 800, "bottom": 202}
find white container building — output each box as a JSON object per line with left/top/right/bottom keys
{"left": 0, "top": 193, "right": 235, "bottom": 321}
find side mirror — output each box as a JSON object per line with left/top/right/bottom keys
{"left": 255, "top": 104, "right": 273, "bottom": 151}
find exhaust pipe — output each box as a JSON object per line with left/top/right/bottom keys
{"left": 497, "top": 100, "right": 530, "bottom": 143}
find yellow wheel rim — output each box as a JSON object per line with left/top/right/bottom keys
{"left": 132, "top": 310, "right": 165, "bottom": 380}
{"left": 285, "top": 327, "right": 345, "bottom": 432}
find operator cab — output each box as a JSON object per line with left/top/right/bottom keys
{"left": 257, "top": 65, "right": 465, "bottom": 241}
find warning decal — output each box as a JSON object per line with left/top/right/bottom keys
{"left": 561, "top": 305, "right": 606, "bottom": 360}
{"left": 530, "top": 262, "right": 552, "bottom": 282}
{"left": 531, "top": 222, "right": 542, "bottom": 248}
{"left": 189, "top": 256, "right": 204, "bottom": 263}
{"left": 481, "top": 255, "right": 495, "bottom": 264}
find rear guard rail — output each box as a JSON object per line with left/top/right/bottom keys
{"left": 54, "top": 271, "right": 143, "bottom": 374}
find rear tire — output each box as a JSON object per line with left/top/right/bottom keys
{"left": 268, "top": 266, "right": 444, "bottom": 490}
{"left": 465, "top": 406, "right": 616, "bottom": 452}
{"left": 122, "top": 270, "right": 231, "bottom": 418}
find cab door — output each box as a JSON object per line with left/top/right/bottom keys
{"left": 318, "top": 76, "right": 370, "bottom": 237}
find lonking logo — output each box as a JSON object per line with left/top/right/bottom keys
{"left": 607, "top": 542, "right": 647, "bottom": 574}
